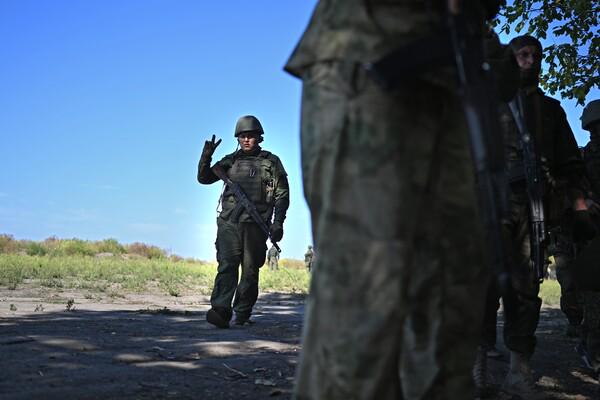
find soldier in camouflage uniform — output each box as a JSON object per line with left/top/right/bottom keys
{"left": 197, "top": 115, "right": 289, "bottom": 328}
{"left": 285, "top": 2, "right": 500, "bottom": 399}
{"left": 303, "top": 245, "right": 314, "bottom": 272}
{"left": 479, "top": 35, "right": 587, "bottom": 398}
{"left": 575, "top": 99, "right": 600, "bottom": 377}
{"left": 267, "top": 245, "right": 280, "bottom": 271}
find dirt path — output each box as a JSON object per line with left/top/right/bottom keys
{"left": 0, "top": 287, "right": 597, "bottom": 399}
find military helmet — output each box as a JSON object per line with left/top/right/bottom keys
{"left": 234, "top": 115, "right": 264, "bottom": 137}
{"left": 581, "top": 100, "right": 600, "bottom": 131}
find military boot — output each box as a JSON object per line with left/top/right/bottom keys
{"left": 472, "top": 346, "right": 488, "bottom": 399}
{"left": 502, "top": 351, "right": 541, "bottom": 399}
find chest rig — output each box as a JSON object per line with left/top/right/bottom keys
{"left": 221, "top": 154, "right": 276, "bottom": 221}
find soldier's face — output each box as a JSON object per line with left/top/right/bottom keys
{"left": 238, "top": 133, "right": 259, "bottom": 152}
{"left": 514, "top": 45, "right": 541, "bottom": 70}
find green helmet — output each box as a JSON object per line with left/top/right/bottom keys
{"left": 234, "top": 115, "right": 264, "bottom": 137}
{"left": 581, "top": 100, "right": 600, "bottom": 131}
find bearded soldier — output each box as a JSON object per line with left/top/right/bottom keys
{"left": 285, "top": 1, "right": 503, "bottom": 399}
{"left": 197, "top": 115, "right": 289, "bottom": 328}
{"left": 478, "top": 35, "right": 589, "bottom": 398}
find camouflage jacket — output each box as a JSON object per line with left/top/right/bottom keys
{"left": 284, "top": 0, "right": 499, "bottom": 79}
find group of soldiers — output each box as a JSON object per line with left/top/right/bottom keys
{"left": 196, "top": 1, "right": 599, "bottom": 399}
{"left": 266, "top": 244, "right": 314, "bottom": 272}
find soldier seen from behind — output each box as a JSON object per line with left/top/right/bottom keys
{"left": 197, "top": 115, "right": 289, "bottom": 328}
{"left": 477, "top": 34, "right": 590, "bottom": 399}
{"left": 285, "top": 1, "right": 504, "bottom": 399}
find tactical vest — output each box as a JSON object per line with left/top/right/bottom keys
{"left": 221, "top": 153, "right": 278, "bottom": 222}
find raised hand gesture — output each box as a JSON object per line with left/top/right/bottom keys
{"left": 201, "top": 134, "right": 222, "bottom": 160}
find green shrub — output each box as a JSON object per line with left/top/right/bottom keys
{"left": 96, "top": 238, "right": 126, "bottom": 254}
{"left": 57, "top": 239, "right": 95, "bottom": 256}
{"left": 25, "top": 242, "right": 47, "bottom": 256}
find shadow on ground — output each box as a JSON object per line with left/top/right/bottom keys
{"left": 0, "top": 292, "right": 305, "bottom": 400}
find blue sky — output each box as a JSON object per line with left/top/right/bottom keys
{"left": 0, "top": 1, "right": 597, "bottom": 261}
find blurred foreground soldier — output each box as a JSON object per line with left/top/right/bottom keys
{"left": 197, "top": 115, "right": 289, "bottom": 328}
{"left": 285, "top": 1, "right": 502, "bottom": 399}
{"left": 574, "top": 99, "right": 600, "bottom": 378}
{"left": 480, "top": 34, "right": 588, "bottom": 398}
{"left": 267, "top": 245, "right": 280, "bottom": 271}
{"left": 303, "top": 245, "right": 314, "bottom": 272}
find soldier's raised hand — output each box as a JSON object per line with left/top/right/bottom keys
{"left": 201, "top": 134, "right": 222, "bottom": 161}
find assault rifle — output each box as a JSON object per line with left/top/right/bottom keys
{"left": 365, "top": 11, "right": 511, "bottom": 301}
{"left": 508, "top": 93, "right": 547, "bottom": 282}
{"left": 212, "top": 165, "right": 281, "bottom": 253}
{"left": 447, "top": 13, "right": 511, "bottom": 297}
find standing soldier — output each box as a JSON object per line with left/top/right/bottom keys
{"left": 285, "top": 2, "right": 502, "bottom": 399}
{"left": 574, "top": 99, "right": 600, "bottom": 378}
{"left": 303, "top": 245, "right": 314, "bottom": 272}
{"left": 267, "top": 245, "right": 280, "bottom": 271}
{"left": 197, "top": 115, "right": 289, "bottom": 328}
{"left": 478, "top": 35, "right": 588, "bottom": 398}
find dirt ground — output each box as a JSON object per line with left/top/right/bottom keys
{"left": 0, "top": 287, "right": 598, "bottom": 400}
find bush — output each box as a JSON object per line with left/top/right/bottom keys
{"left": 127, "top": 242, "right": 166, "bottom": 259}
{"left": 25, "top": 242, "right": 47, "bottom": 256}
{"left": 0, "top": 234, "right": 19, "bottom": 254}
{"left": 57, "top": 239, "right": 95, "bottom": 257}
{"left": 96, "top": 238, "right": 126, "bottom": 255}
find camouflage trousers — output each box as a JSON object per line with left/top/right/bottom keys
{"left": 582, "top": 291, "right": 600, "bottom": 370}
{"left": 210, "top": 218, "right": 267, "bottom": 318}
{"left": 293, "top": 61, "right": 487, "bottom": 400}
{"left": 552, "top": 230, "right": 584, "bottom": 327}
{"left": 482, "top": 190, "right": 542, "bottom": 356}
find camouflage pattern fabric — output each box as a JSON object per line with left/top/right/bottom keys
{"left": 267, "top": 246, "right": 279, "bottom": 271}
{"left": 290, "top": 60, "right": 487, "bottom": 399}
{"left": 286, "top": 3, "right": 500, "bottom": 398}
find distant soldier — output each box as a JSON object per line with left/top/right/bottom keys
{"left": 267, "top": 245, "right": 280, "bottom": 271}
{"left": 574, "top": 99, "right": 600, "bottom": 378}
{"left": 304, "top": 245, "right": 314, "bottom": 272}
{"left": 197, "top": 115, "right": 290, "bottom": 328}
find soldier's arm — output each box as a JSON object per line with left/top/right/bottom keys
{"left": 552, "top": 103, "right": 587, "bottom": 204}
{"left": 197, "top": 156, "right": 231, "bottom": 185}
{"left": 272, "top": 158, "right": 290, "bottom": 224}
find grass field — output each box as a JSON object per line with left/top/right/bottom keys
{"left": 0, "top": 254, "right": 310, "bottom": 297}
{"left": 0, "top": 253, "right": 564, "bottom": 305}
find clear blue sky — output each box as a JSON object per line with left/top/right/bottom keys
{"left": 0, "top": 1, "right": 597, "bottom": 261}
